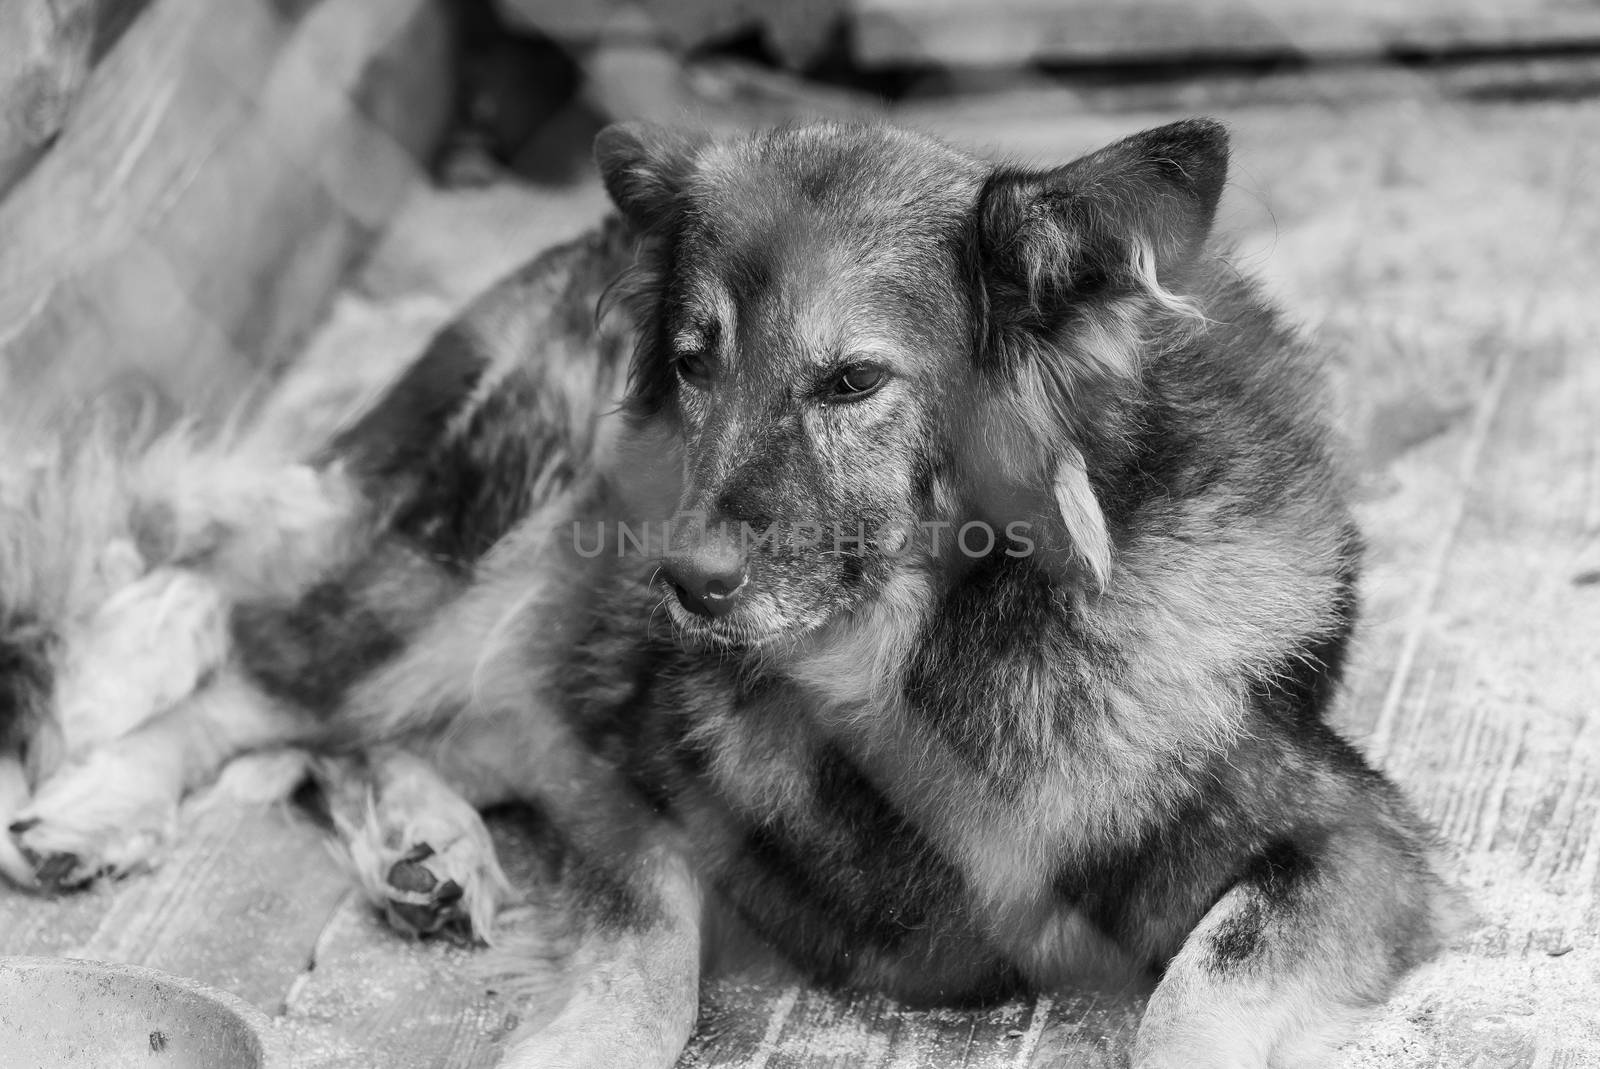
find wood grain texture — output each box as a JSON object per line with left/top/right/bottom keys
{"left": 682, "top": 984, "right": 1141, "bottom": 1068}
{"left": 889, "top": 57, "right": 1600, "bottom": 117}
{"left": 856, "top": 0, "right": 1600, "bottom": 66}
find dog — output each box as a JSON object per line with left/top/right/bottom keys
{"left": 0, "top": 219, "right": 638, "bottom": 920}
{"left": 3, "top": 118, "right": 1455, "bottom": 1068}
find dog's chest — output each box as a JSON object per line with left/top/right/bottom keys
{"left": 667, "top": 654, "right": 1107, "bottom": 986}
{"left": 672, "top": 673, "right": 1019, "bottom": 995}
{"left": 648, "top": 561, "right": 1169, "bottom": 988}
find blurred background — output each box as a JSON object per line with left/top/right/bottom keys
{"left": 5, "top": 0, "right": 1597, "bottom": 427}
{"left": 0, "top": 1, "right": 1596, "bottom": 1066}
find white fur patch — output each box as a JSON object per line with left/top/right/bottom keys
{"left": 1052, "top": 445, "right": 1112, "bottom": 589}
{"left": 135, "top": 447, "right": 370, "bottom": 601}
{"left": 1132, "top": 882, "right": 1366, "bottom": 1069}
{"left": 53, "top": 567, "right": 229, "bottom": 755}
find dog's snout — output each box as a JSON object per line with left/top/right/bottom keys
{"left": 664, "top": 547, "right": 748, "bottom": 619}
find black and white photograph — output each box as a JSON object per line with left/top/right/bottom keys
{"left": 0, "top": 0, "right": 1595, "bottom": 1066}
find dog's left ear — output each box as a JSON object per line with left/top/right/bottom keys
{"left": 971, "top": 120, "right": 1227, "bottom": 591}
{"left": 977, "top": 118, "right": 1228, "bottom": 365}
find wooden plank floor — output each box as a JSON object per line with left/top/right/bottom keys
{"left": 855, "top": 0, "right": 1600, "bottom": 66}
{"left": 3, "top": 90, "right": 1596, "bottom": 1067}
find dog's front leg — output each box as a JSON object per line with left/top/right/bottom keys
{"left": 1131, "top": 818, "right": 1449, "bottom": 1069}
{"left": 313, "top": 740, "right": 517, "bottom": 942}
{"left": 498, "top": 844, "right": 702, "bottom": 1069}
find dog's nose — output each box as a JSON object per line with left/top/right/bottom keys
{"left": 663, "top": 546, "right": 747, "bottom": 619}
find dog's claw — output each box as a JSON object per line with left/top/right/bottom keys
{"left": 382, "top": 846, "right": 481, "bottom": 938}
{"left": 11, "top": 835, "right": 97, "bottom": 894}
{"left": 33, "top": 851, "right": 87, "bottom": 893}
{"left": 387, "top": 854, "right": 439, "bottom": 895}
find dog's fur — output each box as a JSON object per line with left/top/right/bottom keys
{"left": 0, "top": 385, "right": 401, "bottom": 887}
{"left": 2, "top": 119, "right": 1454, "bottom": 1067}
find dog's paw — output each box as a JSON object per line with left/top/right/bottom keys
{"left": 357, "top": 806, "right": 512, "bottom": 942}
{"left": 336, "top": 756, "right": 512, "bottom": 942}
{"left": 378, "top": 837, "right": 498, "bottom": 938}
{"left": 7, "top": 748, "right": 179, "bottom": 891}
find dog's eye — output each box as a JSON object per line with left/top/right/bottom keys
{"left": 675, "top": 347, "right": 713, "bottom": 387}
{"left": 826, "top": 362, "right": 889, "bottom": 402}
{"left": 670, "top": 322, "right": 718, "bottom": 388}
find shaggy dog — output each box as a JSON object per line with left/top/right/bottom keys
{"left": 3, "top": 119, "right": 1455, "bottom": 1068}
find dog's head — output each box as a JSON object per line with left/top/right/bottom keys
{"left": 598, "top": 120, "right": 1227, "bottom": 649}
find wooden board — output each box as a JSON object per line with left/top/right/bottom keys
{"left": 890, "top": 55, "right": 1600, "bottom": 116}
{"left": 856, "top": 0, "right": 1600, "bottom": 67}
{"left": 681, "top": 984, "right": 1141, "bottom": 1068}
{"left": 0, "top": 0, "right": 451, "bottom": 419}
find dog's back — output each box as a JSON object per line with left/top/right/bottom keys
{"left": 236, "top": 217, "right": 640, "bottom": 717}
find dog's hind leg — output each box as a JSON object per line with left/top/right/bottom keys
{"left": 8, "top": 670, "right": 311, "bottom": 891}
{"left": 1130, "top": 810, "right": 1453, "bottom": 1069}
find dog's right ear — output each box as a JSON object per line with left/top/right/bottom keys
{"left": 594, "top": 122, "right": 703, "bottom": 231}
